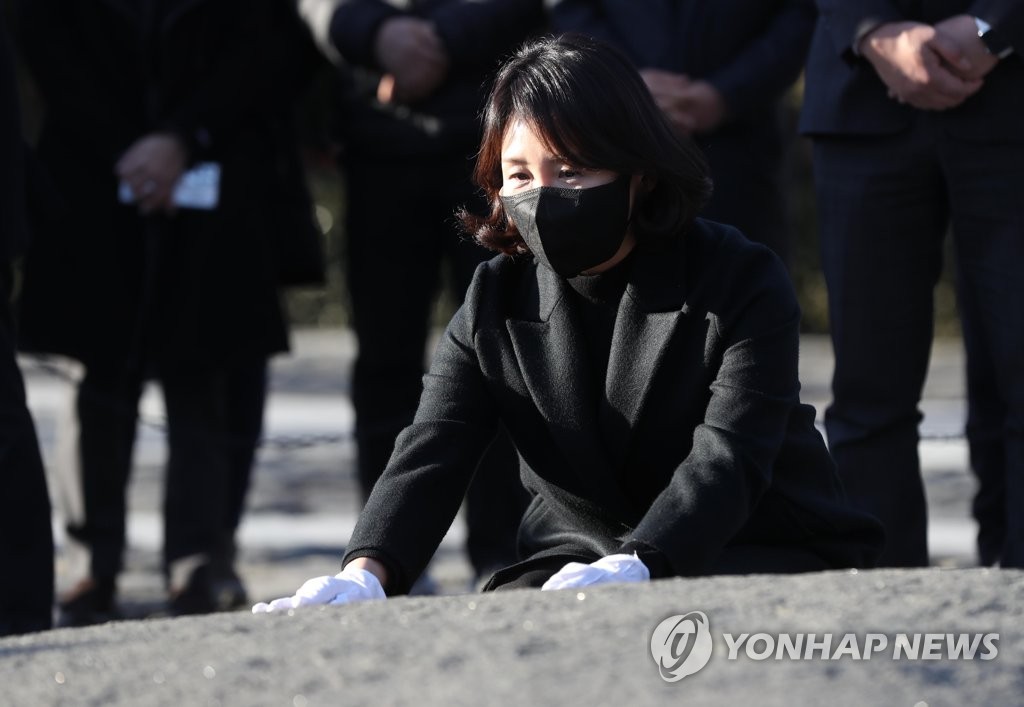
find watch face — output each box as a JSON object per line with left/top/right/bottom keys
{"left": 979, "top": 22, "right": 1014, "bottom": 59}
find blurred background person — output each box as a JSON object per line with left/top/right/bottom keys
{"left": 0, "top": 6, "right": 54, "bottom": 638}
{"left": 801, "top": 1, "right": 1024, "bottom": 567}
{"left": 549, "top": 0, "right": 816, "bottom": 265}
{"left": 298, "top": 0, "right": 544, "bottom": 588}
{"left": 15, "top": 0, "right": 323, "bottom": 624}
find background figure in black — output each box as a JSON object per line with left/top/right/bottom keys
{"left": 16, "top": 0, "right": 322, "bottom": 622}
{"left": 0, "top": 8, "right": 54, "bottom": 637}
{"left": 298, "top": 0, "right": 543, "bottom": 585}
{"left": 549, "top": 0, "right": 816, "bottom": 264}
{"left": 801, "top": 0, "right": 1024, "bottom": 567}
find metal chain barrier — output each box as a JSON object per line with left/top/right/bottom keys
{"left": 23, "top": 355, "right": 354, "bottom": 452}
{"left": 23, "top": 353, "right": 966, "bottom": 447}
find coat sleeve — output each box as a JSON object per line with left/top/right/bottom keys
{"left": 971, "top": 0, "right": 1024, "bottom": 50}
{"left": 626, "top": 248, "right": 804, "bottom": 575}
{"left": 310, "top": 0, "right": 544, "bottom": 71}
{"left": 814, "top": 0, "right": 904, "bottom": 59}
{"left": 342, "top": 271, "right": 502, "bottom": 595}
{"left": 427, "top": 0, "right": 545, "bottom": 69}
{"left": 299, "top": 0, "right": 402, "bottom": 68}
{"left": 705, "top": 0, "right": 817, "bottom": 117}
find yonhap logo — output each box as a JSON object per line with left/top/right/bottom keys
{"left": 650, "top": 611, "right": 714, "bottom": 682}
{"left": 648, "top": 609, "right": 999, "bottom": 683}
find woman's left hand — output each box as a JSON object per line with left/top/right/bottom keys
{"left": 541, "top": 553, "right": 650, "bottom": 591}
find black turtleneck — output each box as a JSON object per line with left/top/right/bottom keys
{"left": 566, "top": 251, "right": 634, "bottom": 391}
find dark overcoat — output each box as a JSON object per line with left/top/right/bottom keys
{"left": 344, "top": 220, "right": 883, "bottom": 594}
{"left": 15, "top": 0, "right": 321, "bottom": 368}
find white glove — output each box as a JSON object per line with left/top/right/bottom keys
{"left": 540, "top": 552, "right": 650, "bottom": 591}
{"left": 251, "top": 566, "right": 386, "bottom": 614}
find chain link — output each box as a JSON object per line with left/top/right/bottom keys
{"left": 24, "top": 355, "right": 354, "bottom": 452}
{"left": 24, "top": 353, "right": 967, "bottom": 447}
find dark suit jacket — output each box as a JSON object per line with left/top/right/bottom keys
{"left": 549, "top": 0, "right": 816, "bottom": 122}
{"left": 549, "top": 0, "right": 815, "bottom": 256}
{"left": 800, "top": 0, "right": 1024, "bottom": 138}
{"left": 344, "top": 220, "right": 883, "bottom": 594}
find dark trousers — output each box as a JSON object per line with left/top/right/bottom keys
{"left": 0, "top": 265, "right": 54, "bottom": 635}
{"left": 345, "top": 155, "right": 527, "bottom": 576}
{"left": 63, "top": 359, "right": 266, "bottom": 581}
{"left": 813, "top": 115, "right": 1024, "bottom": 567}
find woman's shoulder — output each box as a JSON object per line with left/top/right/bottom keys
{"left": 461, "top": 252, "right": 539, "bottom": 314}
{"left": 684, "top": 218, "right": 790, "bottom": 286}
{"left": 676, "top": 218, "right": 798, "bottom": 322}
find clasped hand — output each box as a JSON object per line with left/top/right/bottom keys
{"left": 252, "top": 566, "right": 386, "bottom": 614}
{"left": 639, "top": 69, "right": 726, "bottom": 136}
{"left": 861, "top": 15, "right": 999, "bottom": 111}
{"left": 115, "top": 133, "right": 187, "bottom": 215}
{"left": 374, "top": 17, "right": 449, "bottom": 105}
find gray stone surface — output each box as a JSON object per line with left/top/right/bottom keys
{"left": 2, "top": 569, "right": 1021, "bottom": 706}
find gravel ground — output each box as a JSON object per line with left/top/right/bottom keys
{"left": 2, "top": 568, "right": 1021, "bottom": 706}
{"left": 8, "top": 330, "right": 1009, "bottom": 706}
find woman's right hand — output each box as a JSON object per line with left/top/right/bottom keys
{"left": 251, "top": 565, "right": 386, "bottom": 614}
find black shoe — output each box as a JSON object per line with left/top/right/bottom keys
{"left": 57, "top": 577, "right": 118, "bottom": 628}
{"left": 168, "top": 564, "right": 217, "bottom": 616}
{"left": 211, "top": 565, "right": 249, "bottom": 611}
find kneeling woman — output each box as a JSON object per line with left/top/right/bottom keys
{"left": 255, "top": 35, "right": 882, "bottom": 610}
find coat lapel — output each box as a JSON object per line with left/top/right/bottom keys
{"left": 506, "top": 264, "right": 634, "bottom": 519}
{"left": 605, "top": 239, "right": 688, "bottom": 454}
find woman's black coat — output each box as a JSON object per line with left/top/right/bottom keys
{"left": 344, "top": 220, "right": 883, "bottom": 594}
{"left": 15, "top": 0, "right": 321, "bottom": 368}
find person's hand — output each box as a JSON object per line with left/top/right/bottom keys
{"left": 674, "top": 80, "right": 727, "bottom": 134}
{"left": 859, "top": 21, "right": 982, "bottom": 110}
{"left": 115, "top": 133, "right": 187, "bottom": 215}
{"left": 640, "top": 68, "right": 696, "bottom": 133}
{"left": 373, "top": 17, "right": 449, "bottom": 104}
{"left": 251, "top": 566, "right": 386, "bottom": 613}
{"left": 933, "top": 14, "right": 1000, "bottom": 81}
{"left": 541, "top": 553, "right": 650, "bottom": 591}
{"left": 640, "top": 70, "right": 727, "bottom": 135}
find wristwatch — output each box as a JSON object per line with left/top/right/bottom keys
{"left": 974, "top": 17, "right": 1014, "bottom": 60}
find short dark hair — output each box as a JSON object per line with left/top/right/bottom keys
{"left": 460, "top": 33, "right": 712, "bottom": 255}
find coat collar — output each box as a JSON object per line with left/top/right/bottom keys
{"left": 505, "top": 234, "right": 690, "bottom": 521}
{"left": 529, "top": 234, "right": 689, "bottom": 321}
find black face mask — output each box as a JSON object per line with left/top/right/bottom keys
{"left": 500, "top": 175, "right": 631, "bottom": 278}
